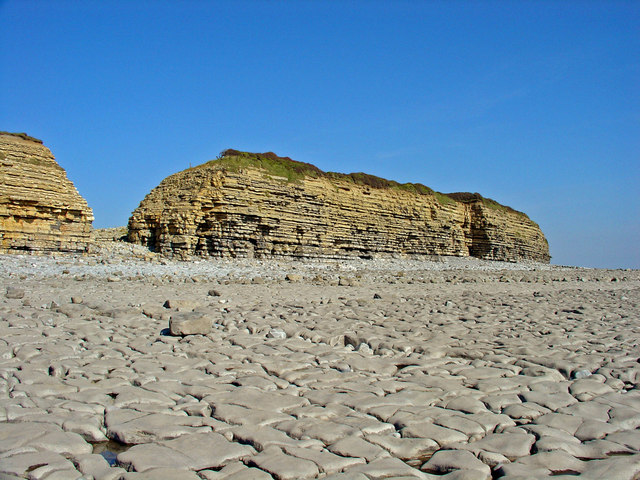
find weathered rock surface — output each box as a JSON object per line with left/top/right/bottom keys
{"left": 0, "top": 132, "right": 93, "bottom": 253}
{"left": 128, "top": 150, "right": 550, "bottom": 262}
{"left": 0, "top": 250, "right": 638, "bottom": 479}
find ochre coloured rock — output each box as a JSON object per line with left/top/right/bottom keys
{"left": 0, "top": 132, "right": 93, "bottom": 253}
{"left": 128, "top": 150, "right": 550, "bottom": 262}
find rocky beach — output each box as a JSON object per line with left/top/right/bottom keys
{"left": 3, "top": 1, "right": 637, "bottom": 477}
{"left": 0, "top": 240, "right": 638, "bottom": 479}
{"left": 1, "top": 133, "right": 638, "bottom": 478}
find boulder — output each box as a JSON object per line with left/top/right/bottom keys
{"left": 169, "top": 312, "right": 212, "bottom": 336}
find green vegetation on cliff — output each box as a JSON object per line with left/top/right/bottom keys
{"left": 207, "top": 149, "right": 322, "bottom": 183}
{"left": 200, "top": 149, "right": 522, "bottom": 213}
{"left": 0, "top": 131, "right": 43, "bottom": 144}
{"left": 446, "top": 192, "right": 529, "bottom": 217}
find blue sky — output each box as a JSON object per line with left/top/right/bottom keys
{"left": 1, "top": 0, "right": 638, "bottom": 268}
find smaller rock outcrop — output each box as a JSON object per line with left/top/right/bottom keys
{"left": 0, "top": 132, "right": 94, "bottom": 253}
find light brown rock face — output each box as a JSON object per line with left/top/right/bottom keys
{"left": 0, "top": 132, "right": 94, "bottom": 253}
{"left": 129, "top": 151, "right": 549, "bottom": 262}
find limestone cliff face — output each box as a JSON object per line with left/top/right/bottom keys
{"left": 129, "top": 151, "right": 549, "bottom": 262}
{"left": 0, "top": 132, "right": 94, "bottom": 253}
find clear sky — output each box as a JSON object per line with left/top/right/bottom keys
{"left": 1, "top": 1, "right": 638, "bottom": 269}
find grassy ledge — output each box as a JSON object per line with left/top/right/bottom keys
{"left": 447, "top": 192, "right": 529, "bottom": 218}
{"left": 205, "top": 149, "right": 323, "bottom": 183}
{"left": 0, "top": 131, "right": 44, "bottom": 144}
{"left": 197, "top": 149, "right": 521, "bottom": 212}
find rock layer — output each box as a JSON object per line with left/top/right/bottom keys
{"left": 0, "top": 132, "right": 93, "bottom": 253}
{"left": 129, "top": 150, "right": 549, "bottom": 262}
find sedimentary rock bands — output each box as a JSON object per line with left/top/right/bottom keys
{"left": 0, "top": 132, "right": 94, "bottom": 253}
{"left": 129, "top": 150, "right": 550, "bottom": 262}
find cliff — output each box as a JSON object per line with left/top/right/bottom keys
{"left": 128, "top": 150, "right": 550, "bottom": 262}
{"left": 0, "top": 132, "right": 94, "bottom": 253}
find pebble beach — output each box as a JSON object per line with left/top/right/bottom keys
{"left": 1, "top": 242, "right": 639, "bottom": 479}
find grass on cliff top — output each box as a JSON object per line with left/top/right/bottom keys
{"left": 207, "top": 149, "right": 445, "bottom": 196}
{"left": 447, "top": 192, "right": 528, "bottom": 217}
{"left": 199, "top": 149, "right": 523, "bottom": 213}
{"left": 0, "top": 131, "right": 43, "bottom": 144}
{"left": 207, "top": 149, "right": 324, "bottom": 183}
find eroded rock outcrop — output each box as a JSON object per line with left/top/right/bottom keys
{"left": 129, "top": 150, "right": 550, "bottom": 262}
{"left": 0, "top": 132, "right": 93, "bottom": 253}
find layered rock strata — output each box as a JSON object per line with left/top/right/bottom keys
{"left": 129, "top": 150, "right": 550, "bottom": 262}
{"left": 0, "top": 132, "right": 94, "bottom": 253}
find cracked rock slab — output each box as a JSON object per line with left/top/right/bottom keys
{"left": 106, "top": 411, "right": 213, "bottom": 444}
{"left": 116, "top": 444, "right": 194, "bottom": 472}
{"left": 462, "top": 432, "right": 535, "bottom": 460}
{"left": 0, "top": 451, "right": 77, "bottom": 477}
{"left": 327, "top": 436, "right": 390, "bottom": 462}
{"left": 247, "top": 447, "right": 320, "bottom": 479}
{"left": 161, "top": 432, "right": 256, "bottom": 470}
{"left": 421, "top": 449, "right": 491, "bottom": 477}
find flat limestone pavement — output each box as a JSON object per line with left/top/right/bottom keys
{"left": 0, "top": 247, "right": 639, "bottom": 479}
